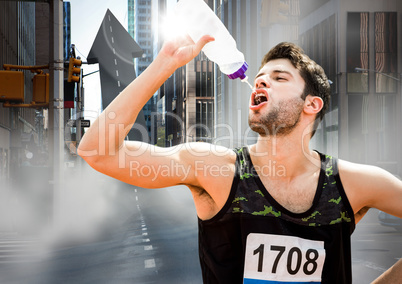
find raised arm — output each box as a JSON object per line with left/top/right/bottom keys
{"left": 77, "top": 35, "right": 215, "bottom": 189}
{"left": 372, "top": 258, "right": 402, "bottom": 284}
{"left": 338, "top": 161, "right": 402, "bottom": 282}
{"left": 338, "top": 160, "right": 402, "bottom": 222}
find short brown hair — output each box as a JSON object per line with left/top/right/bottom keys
{"left": 260, "top": 42, "right": 330, "bottom": 137}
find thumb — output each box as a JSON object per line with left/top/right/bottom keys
{"left": 193, "top": 35, "right": 215, "bottom": 57}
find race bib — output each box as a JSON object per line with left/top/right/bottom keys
{"left": 244, "top": 233, "right": 326, "bottom": 283}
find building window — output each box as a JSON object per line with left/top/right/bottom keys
{"left": 375, "top": 12, "right": 397, "bottom": 93}
{"left": 300, "top": 15, "right": 338, "bottom": 154}
{"left": 348, "top": 95, "right": 368, "bottom": 162}
{"left": 196, "top": 100, "right": 214, "bottom": 142}
{"left": 347, "top": 12, "right": 369, "bottom": 93}
{"left": 195, "top": 58, "right": 214, "bottom": 98}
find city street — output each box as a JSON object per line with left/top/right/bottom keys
{"left": 1, "top": 1, "right": 401, "bottom": 283}
{"left": 0, "top": 173, "right": 400, "bottom": 283}
{"left": 0, "top": 169, "right": 203, "bottom": 284}
{"left": 352, "top": 208, "right": 402, "bottom": 283}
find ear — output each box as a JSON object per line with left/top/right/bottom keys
{"left": 304, "top": 95, "right": 324, "bottom": 115}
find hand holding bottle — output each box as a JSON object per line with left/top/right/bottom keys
{"left": 157, "top": 34, "right": 215, "bottom": 71}
{"left": 173, "top": 0, "right": 248, "bottom": 80}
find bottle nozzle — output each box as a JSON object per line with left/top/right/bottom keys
{"left": 241, "top": 76, "right": 253, "bottom": 90}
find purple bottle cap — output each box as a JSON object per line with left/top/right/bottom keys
{"left": 227, "top": 62, "right": 248, "bottom": 80}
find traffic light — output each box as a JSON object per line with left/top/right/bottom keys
{"left": 67, "top": 56, "right": 82, "bottom": 83}
{"left": 0, "top": 70, "right": 24, "bottom": 102}
{"left": 33, "top": 73, "right": 49, "bottom": 104}
{"left": 64, "top": 80, "right": 75, "bottom": 108}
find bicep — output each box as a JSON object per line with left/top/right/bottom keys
{"left": 367, "top": 168, "right": 402, "bottom": 218}
{"left": 90, "top": 141, "right": 199, "bottom": 189}
{"left": 89, "top": 141, "right": 235, "bottom": 192}
{"left": 340, "top": 160, "right": 402, "bottom": 219}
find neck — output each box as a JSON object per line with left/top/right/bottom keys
{"left": 250, "top": 129, "right": 320, "bottom": 179}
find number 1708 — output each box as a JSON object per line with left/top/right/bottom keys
{"left": 253, "top": 244, "right": 320, "bottom": 276}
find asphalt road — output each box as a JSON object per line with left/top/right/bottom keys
{"left": 0, "top": 175, "right": 400, "bottom": 283}
{"left": 0, "top": 181, "right": 202, "bottom": 284}
{"left": 351, "top": 208, "right": 402, "bottom": 283}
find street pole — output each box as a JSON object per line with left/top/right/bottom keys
{"left": 48, "top": 0, "right": 64, "bottom": 230}
{"left": 76, "top": 69, "right": 83, "bottom": 150}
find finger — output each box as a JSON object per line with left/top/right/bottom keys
{"left": 192, "top": 35, "right": 215, "bottom": 56}
{"left": 173, "top": 33, "right": 194, "bottom": 48}
{"left": 184, "top": 34, "right": 195, "bottom": 44}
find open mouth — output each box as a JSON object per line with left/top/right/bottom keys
{"left": 254, "top": 93, "right": 268, "bottom": 105}
{"left": 252, "top": 90, "right": 268, "bottom": 107}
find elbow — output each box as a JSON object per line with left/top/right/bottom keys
{"left": 77, "top": 144, "right": 100, "bottom": 168}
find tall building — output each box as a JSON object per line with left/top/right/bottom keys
{"left": 214, "top": 0, "right": 267, "bottom": 148}
{"left": 128, "top": 0, "right": 153, "bottom": 75}
{"left": 297, "top": 0, "right": 401, "bottom": 176}
{"left": 214, "top": 0, "right": 401, "bottom": 176}
{"left": 157, "top": 0, "right": 215, "bottom": 147}
{"left": 0, "top": 1, "right": 37, "bottom": 186}
{"left": 128, "top": 0, "right": 157, "bottom": 144}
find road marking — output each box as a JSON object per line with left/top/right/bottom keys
{"left": 142, "top": 239, "right": 150, "bottom": 242}
{"left": 0, "top": 238, "right": 42, "bottom": 265}
{"left": 144, "top": 245, "right": 153, "bottom": 251}
{"left": 352, "top": 258, "right": 387, "bottom": 272}
{"left": 110, "top": 26, "right": 113, "bottom": 33}
{"left": 144, "top": 258, "right": 155, "bottom": 268}
{"left": 0, "top": 241, "right": 36, "bottom": 245}
{"left": 116, "top": 70, "right": 119, "bottom": 77}
{"left": 136, "top": 196, "right": 138, "bottom": 201}
{"left": 0, "top": 259, "right": 40, "bottom": 264}
{"left": 142, "top": 228, "right": 147, "bottom": 231}
{"left": 142, "top": 232, "right": 148, "bottom": 236}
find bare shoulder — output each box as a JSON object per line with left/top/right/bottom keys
{"left": 178, "top": 142, "right": 237, "bottom": 163}
{"left": 338, "top": 159, "right": 399, "bottom": 188}
{"left": 177, "top": 142, "right": 237, "bottom": 220}
{"left": 184, "top": 142, "right": 237, "bottom": 194}
{"left": 338, "top": 159, "right": 402, "bottom": 219}
{"left": 338, "top": 159, "right": 388, "bottom": 178}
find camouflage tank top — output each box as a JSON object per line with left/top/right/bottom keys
{"left": 198, "top": 146, "right": 355, "bottom": 284}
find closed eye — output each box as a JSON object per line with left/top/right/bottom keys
{"left": 275, "top": 77, "right": 287, "bottom": 81}
{"left": 272, "top": 69, "right": 292, "bottom": 81}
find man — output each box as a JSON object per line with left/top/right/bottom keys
{"left": 77, "top": 35, "right": 402, "bottom": 283}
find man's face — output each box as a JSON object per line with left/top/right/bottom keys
{"left": 248, "top": 58, "right": 306, "bottom": 137}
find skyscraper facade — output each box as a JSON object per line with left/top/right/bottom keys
{"left": 214, "top": 0, "right": 401, "bottom": 175}
{"left": 128, "top": 0, "right": 157, "bottom": 143}
{"left": 153, "top": 0, "right": 216, "bottom": 147}
{"left": 0, "top": 1, "right": 37, "bottom": 185}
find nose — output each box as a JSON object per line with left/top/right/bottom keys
{"left": 254, "top": 75, "right": 270, "bottom": 89}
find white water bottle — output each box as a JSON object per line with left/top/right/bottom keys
{"left": 174, "top": 0, "right": 248, "bottom": 80}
